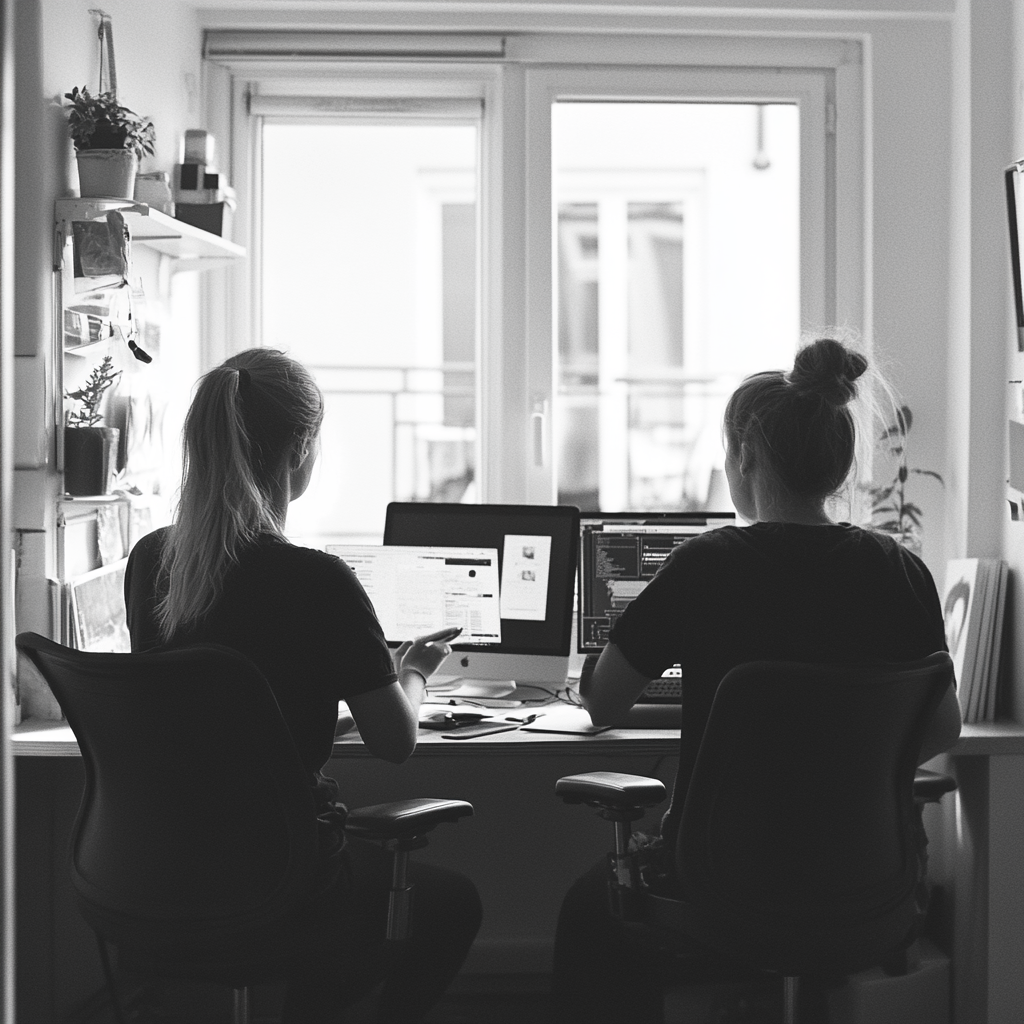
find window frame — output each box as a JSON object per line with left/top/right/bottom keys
{"left": 206, "top": 33, "right": 864, "bottom": 509}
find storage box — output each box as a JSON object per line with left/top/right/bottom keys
{"left": 175, "top": 202, "right": 231, "bottom": 238}
{"left": 183, "top": 129, "right": 215, "bottom": 165}
{"left": 827, "top": 938, "right": 950, "bottom": 1024}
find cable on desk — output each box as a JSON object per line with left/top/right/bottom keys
{"left": 512, "top": 683, "right": 582, "bottom": 707}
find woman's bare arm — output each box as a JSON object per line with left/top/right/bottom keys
{"left": 580, "top": 643, "right": 658, "bottom": 726}
{"left": 917, "top": 680, "right": 962, "bottom": 764}
{"left": 347, "top": 626, "right": 461, "bottom": 763}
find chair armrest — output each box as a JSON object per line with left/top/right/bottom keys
{"left": 346, "top": 798, "right": 473, "bottom": 841}
{"left": 913, "top": 768, "right": 957, "bottom": 804}
{"left": 556, "top": 771, "right": 666, "bottom": 810}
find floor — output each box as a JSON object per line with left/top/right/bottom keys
{"left": 80, "top": 974, "right": 554, "bottom": 1024}
{"left": 80, "top": 972, "right": 789, "bottom": 1024}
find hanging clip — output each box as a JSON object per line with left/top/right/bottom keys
{"left": 88, "top": 9, "right": 117, "bottom": 98}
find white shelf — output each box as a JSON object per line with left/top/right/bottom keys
{"left": 55, "top": 198, "right": 245, "bottom": 266}
{"left": 59, "top": 494, "right": 130, "bottom": 504}
{"left": 63, "top": 338, "right": 111, "bottom": 359}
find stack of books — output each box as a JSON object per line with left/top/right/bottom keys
{"left": 942, "top": 558, "right": 1008, "bottom": 723}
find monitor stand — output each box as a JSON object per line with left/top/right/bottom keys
{"left": 428, "top": 677, "right": 518, "bottom": 700}
{"left": 427, "top": 650, "right": 570, "bottom": 698}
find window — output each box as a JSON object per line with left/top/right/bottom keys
{"left": 552, "top": 101, "right": 800, "bottom": 512}
{"left": 260, "top": 119, "right": 480, "bottom": 542}
{"left": 208, "top": 33, "right": 862, "bottom": 538}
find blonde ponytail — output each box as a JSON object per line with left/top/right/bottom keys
{"left": 156, "top": 350, "right": 324, "bottom": 643}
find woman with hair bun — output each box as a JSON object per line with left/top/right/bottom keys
{"left": 550, "top": 337, "right": 961, "bottom": 1023}
{"left": 125, "top": 348, "right": 480, "bottom": 1024}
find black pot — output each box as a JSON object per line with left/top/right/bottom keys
{"left": 64, "top": 426, "right": 120, "bottom": 496}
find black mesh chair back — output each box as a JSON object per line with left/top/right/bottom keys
{"left": 672, "top": 653, "right": 953, "bottom": 977}
{"left": 16, "top": 632, "right": 320, "bottom": 976}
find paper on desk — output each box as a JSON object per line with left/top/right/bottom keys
{"left": 520, "top": 706, "right": 610, "bottom": 735}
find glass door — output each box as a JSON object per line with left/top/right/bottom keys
{"left": 554, "top": 101, "right": 800, "bottom": 512}
{"left": 523, "top": 67, "right": 833, "bottom": 509}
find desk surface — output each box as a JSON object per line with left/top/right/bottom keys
{"left": 10, "top": 704, "right": 681, "bottom": 757}
{"left": 12, "top": 713, "right": 1024, "bottom": 758}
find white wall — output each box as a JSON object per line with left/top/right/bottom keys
{"left": 13, "top": 0, "right": 206, "bottom": 579}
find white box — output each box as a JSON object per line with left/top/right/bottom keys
{"left": 183, "top": 128, "right": 215, "bottom": 165}
{"left": 827, "top": 938, "right": 950, "bottom": 1024}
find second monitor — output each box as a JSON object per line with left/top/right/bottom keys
{"left": 578, "top": 511, "right": 736, "bottom": 655}
{"left": 384, "top": 502, "right": 580, "bottom": 687}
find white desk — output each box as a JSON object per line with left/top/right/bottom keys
{"left": 13, "top": 715, "right": 1024, "bottom": 1023}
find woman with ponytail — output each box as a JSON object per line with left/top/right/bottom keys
{"left": 125, "top": 349, "right": 480, "bottom": 1024}
{"left": 550, "top": 337, "right": 961, "bottom": 1023}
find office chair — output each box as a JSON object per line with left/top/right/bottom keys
{"left": 556, "top": 653, "right": 957, "bottom": 1024}
{"left": 16, "top": 631, "right": 473, "bottom": 1024}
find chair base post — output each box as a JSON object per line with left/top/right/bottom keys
{"left": 386, "top": 846, "right": 414, "bottom": 942}
{"left": 233, "top": 986, "right": 250, "bottom": 1024}
{"left": 95, "top": 934, "right": 129, "bottom": 1024}
{"left": 783, "top": 976, "right": 799, "bottom": 1024}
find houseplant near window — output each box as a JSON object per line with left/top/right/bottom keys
{"left": 64, "top": 355, "right": 122, "bottom": 496}
{"left": 865, "top": 404, "right": 944, "bottom": 554}
{"left": 64, "top": 86, "right": 155, "bottom": 200}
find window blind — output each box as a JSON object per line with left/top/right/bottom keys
{"left": 248, "top": 95, "right": 482, "bottom": 120}
{"left": 205, "top": 31, "right": 505, "bottom": 61}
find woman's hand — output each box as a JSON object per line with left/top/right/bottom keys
{"left": 399, "top": 626, "right": 462, "bottom": 680}
{"left": 350, "top": 626, "right": 462, "bottom": 765}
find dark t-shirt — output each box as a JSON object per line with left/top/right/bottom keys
{"left": 609, "top": 523, "right": 947, "bottom": 848}
{"left": 124, "top": 527, "right": 397, "bottom": 817}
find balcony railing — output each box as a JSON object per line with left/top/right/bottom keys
{"left": 299, "top": 364, "right": 734, "bottom": 534}
{"left": 306, "top": 362, "right": 477, "bottom": 506}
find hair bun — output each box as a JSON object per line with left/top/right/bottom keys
{"left": 788, "top": 338, "right": 867, "bottom": 406}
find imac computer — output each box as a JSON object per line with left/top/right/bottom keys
{"left": 577, "top": 511, "right": 735, "bottom": 701}
{"left": 383, "top": 502, "right": 580, "bottom": 687}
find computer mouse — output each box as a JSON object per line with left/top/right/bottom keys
{"left": 419, "top": 711, "right": 488, "bottom": 731}
{"left": 334, "top": 712, "right": 356, "bottom": 737}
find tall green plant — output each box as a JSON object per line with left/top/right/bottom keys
{"left": 865, "top": 404, "right": 944, "bottom": 546}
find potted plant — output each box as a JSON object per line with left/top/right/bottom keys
{"left": 64, "top": 355, "right": 122, "bottom": 496}
{"left": 864, "top": 404, "right": 944, "bottom": 554}
{"left": 64, "top": 86, "right": 156, "bottom": 200}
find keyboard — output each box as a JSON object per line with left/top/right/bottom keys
{"left": 637, "top": 666, "right": 682, "bottom": 704}
{"left": 579, "top": 655, "right": 682, "bottom": 704}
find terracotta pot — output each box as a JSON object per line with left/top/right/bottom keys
{"left": 75, "top": 149, "right": 139, "bottom": 200}
{"left": 64, "top": 427, "right": 120, "bottom": 496}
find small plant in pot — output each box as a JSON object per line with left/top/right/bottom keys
{"left": 64, "top": 86, "right": 156, "bottom": 200}
{"left": 64, "top": 355, "right": 122, "bottom": 496}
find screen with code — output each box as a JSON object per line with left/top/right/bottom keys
{"left": 577, "top": 512, "right": 735, "bottom": 653}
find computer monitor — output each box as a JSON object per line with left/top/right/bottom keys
{"left": 577, "top": 512, "right": 735, "bottom": 654}
{"left": 325, "top": 544, "right": 503, "bottom": 645}
{"left": 384, "top": 502, "right": 580, "bottom": 685}
{"left": 1006, "top": 161, "right": 1024, "bottom": 352}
